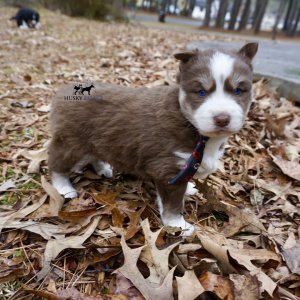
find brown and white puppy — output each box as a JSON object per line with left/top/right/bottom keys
{"left": 48, "top": 43, "right": 258, "bottom": 236}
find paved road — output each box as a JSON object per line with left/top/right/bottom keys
{"left": 188, "top": 40, "right": 300, "bottom": 85}
{"left": 134, "top": 12, "right": 300, "bottom": 85}
{"left": 134, "top": 12, "right": 202, "bottom": 27}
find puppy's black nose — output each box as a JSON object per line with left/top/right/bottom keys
{"left": 213, "top": 114, "right": 230, "bottom": 127}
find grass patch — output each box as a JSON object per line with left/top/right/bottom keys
{"left": 0, "top": 192, "right": 18, "bottom": 205}
{"left": 0, "top": 167, "right": 16, "bottom": 182}
{"left": 19, "top": 180, "right": 40, "bottom": 190}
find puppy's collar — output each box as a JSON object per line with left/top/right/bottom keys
{"left": 168, "top": 133, "right": 209, "bottom": 185}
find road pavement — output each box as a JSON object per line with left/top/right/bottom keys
{"left": 134, "top": 12, "right": 300, "bottom": 84}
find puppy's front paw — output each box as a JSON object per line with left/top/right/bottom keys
{"left": 62, "top": 189, "right": 78, "bottom": 199}
{"left": 185, "top": 182, "right": 198, "bottom": 196}
{"left": 52, "top": 172, "right": 78, "bottom": 199}
{"left": 163, "top": 215, "right": 195, "bottom": 237}
{"left": 54, "top": 184, "right": 78, "bottom": 198}
{"left": 197, "top": 158, "right": 219, "bottom": 178}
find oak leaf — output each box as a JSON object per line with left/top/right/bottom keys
{"left": 116, "top": 219, "right": 178, "bottom": 300}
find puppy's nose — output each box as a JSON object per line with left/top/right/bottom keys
{"left": 213, "top": 114, "right": 230, "bottom": 127}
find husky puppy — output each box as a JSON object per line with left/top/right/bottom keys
{"left": 11, "top": 7, "right": 40, "bottom": 29}
{"left": 48, "top": 43, "right": 258, "bottom": 236}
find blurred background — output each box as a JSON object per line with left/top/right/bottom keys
{"left": 2, "top": 0, "right": 300, "bottom": 38}
{"left": 3, "top": 0, "right": 299, "bottom": 93}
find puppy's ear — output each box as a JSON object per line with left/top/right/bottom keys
{"left": 174, "top": 50, "right": 198, "bottom": 63}
{"left": 238, "top": 43, "right": 258, "bottom": 61}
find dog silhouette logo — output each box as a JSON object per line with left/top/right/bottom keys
{"left": 65, "top": 82, "right": 100, "bottom": 101}
{"left": 73, "top": 83, "right": 95, "bottom": 95}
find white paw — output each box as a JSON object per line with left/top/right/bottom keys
{"left": 52, "top": 172, "right": 78, "bottom": 198}
{"left": 163, "top": 215, "right": 195, "bottom": 237}
{"left": 93, "top": 161, "right": 113, "bottom": 178}
{"left": 197, "top": 158, "right": 219, "bottom": 178}
{"left": 185, "top": 182, "right": 198, "bottom": 196}
{"left": 59, "top": 187, "right": 78, "bottom": 198}
{"left": 196, "top": 167, "right": 211, "bottom": 179}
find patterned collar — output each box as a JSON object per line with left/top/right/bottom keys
{"left": 168, "top": 132, "right": 209, "bottom": 185}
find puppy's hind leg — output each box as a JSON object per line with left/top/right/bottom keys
{"left": 92, "top": 160, "right": 113, "bottom": 178}
{"left": 156, "top": 180, "right": 194, "bottom": 237}
{"left": 52, "top": 172, "right": 78, "bottom": 198}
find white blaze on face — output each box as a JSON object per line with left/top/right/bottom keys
{"left": 193, "top": 52, "right": 244, "bottom": 135}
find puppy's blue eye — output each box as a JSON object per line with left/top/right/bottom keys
{"left": 233, "top": 88, "right": 242, "bottom": 95}
{"left": 198, "top": 89, "right": 208, "bottom": 97}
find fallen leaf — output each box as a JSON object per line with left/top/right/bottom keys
{"left": 139, "top": 219, "right": 180, "bottom": 286}
{"left": 116, "top": 219, "right": 177, "bottom": 300}
{"left": 0, "top": 179, "right": 16, "bottom": 192}
{"left": 36, "top": 216, "right": 100, "bottom": 280}
{"left": 229, "top": 274, "right": 260, "bottom": 300}
{"left": 3, "top": 220, "right": 66, "bottom": 240}
{"left": 176, "top": 270, "right": 204, "bottom": 300}
{"left": 282, "top": 243, "right": 300, "bottom": 275}
{"left": 199, "top": 272, "right": 234, "bottom": 300}
{"left": 0, "top": 194, "right": 48, "bottom": 233}
{"left": 219, "top": 202, "right": 266, "bottom": 236}
{"left": 10, "top": 100, "right": 33, "bottom": 108}
{"left": 20, "top": 147, "right": 48, "bottom": 174}
{"left": 0, "top": 267, "right": 30, "bottom": 284}
{"left": 38, "top": 176, "right": 65, "bottom": 217}
{"left": 112, "top": 273, "right": 144, "bottom": 299}
{"left": 270, "top": 154, "right": 300, "bottom": 181}
{"left": 37, "top": 104, "right": 51, "bottom": 113}
{"left": 196, "top": 229, "right": 237, "bottom": 274}
{"left": 228, "top": 249, "right": 278, "bottom": 297}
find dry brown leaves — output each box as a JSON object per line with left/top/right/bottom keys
{"left": 0, "top": 6, "right": 300, "bottom": 300}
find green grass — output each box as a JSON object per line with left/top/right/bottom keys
{"left": 0, "top": 176, "right": 40, "bottom": 206}
{"left": 19, "top": 180, "right": 40, "bottom": 190}
{"left": 0, "top": 193, "right": 18, "bottom": 205}
{"left": 0, "top": 167, "right": 16, "bottom": 182}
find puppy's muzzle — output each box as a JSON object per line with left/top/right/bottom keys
{"left": 213, "top": 113, "right": 230, "bottom": 128}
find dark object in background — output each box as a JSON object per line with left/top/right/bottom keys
{"left": 11, "top": 7, "right": 40, "bottom": 28}
{"left": 158, "top": 10, "right": 166, "bottom": 23}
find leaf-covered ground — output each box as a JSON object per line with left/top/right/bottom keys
{"left": 1, "top": 6, "right": 300, "bottom": 300}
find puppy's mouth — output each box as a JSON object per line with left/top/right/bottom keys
{"left": 199, "top": 127, "right": 238, "bottom": 137}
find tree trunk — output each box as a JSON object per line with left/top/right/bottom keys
{"left": 188, "top": 0, "right": 196, "bottom": 16}
{"left": 286, "top": 0, "right": 298, "bottom": 36}
{"left": 203, "top": 0, "right": 213, "bottom": 26}
{"left": 238, "top": 0, "right": 251, "bottom": 30}
{"left": 251, "top": 0, "right": 260, "bottom": 27}
{"left": 161, "top": 0, "right": 167, "bottom": 11}
{"left": 253, "top": 0, "right": 268, "bottom": 33}
{"left": 165, "top": 0, "right": 170, "bottom": 13}
{"left": 112, "top": 0, "right": 124, "bottom": 19}
{"left": 287, "top": 3, "right": 300, "bottom": 36}
{"left": 181, "top": 0, "right": 189, "bottom": 16}
{"left": 283, "top": 0, "right": 294, "bottom": 31}
{"left": 174, "top": 0, "right": 178, "bottom": 14}
{"left": 292, "top": 7, "right": 300, "bottom": 36}
{"left": 272, "top": 0, "right": 286, "bottom": 40}
{"left": 228, "top": 0, "right": 242, "bottom": 30}
{"left": 215, "top": 0, "right": 229, "bottom": 28}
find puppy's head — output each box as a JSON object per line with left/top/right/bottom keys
{"left": 175, "top": 43, "right": 258, "bottom": 137}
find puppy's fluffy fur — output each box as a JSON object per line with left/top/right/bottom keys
{"left": 48, "top": 43, "right": 258, "bottom": 236}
